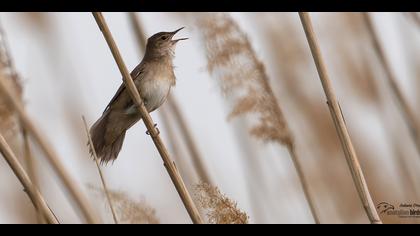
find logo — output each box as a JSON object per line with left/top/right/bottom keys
{"left": 377, "top": 202, "right": 395, "bottom": 214}
{"left": 377, "top": 202, "right": 420, "bottom": 218}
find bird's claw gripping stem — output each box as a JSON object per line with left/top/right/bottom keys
{"left": 146, "top": 123, "right": 160, "bottom": 137}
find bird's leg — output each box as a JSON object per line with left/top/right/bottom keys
{"left": 146, "top": 123, "right": 160, "bottom": 137}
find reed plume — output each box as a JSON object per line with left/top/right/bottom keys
{"left": 89, "top": 185, "right": 159, "bottom": 224}
{"left": 0, "top": 24, "right": 21, "bottom": 139}
{"left": 199, "top": 14, "right": 291, "bottom": 146}
{"left": 194, "top": 182, "right": 248, "bottom": 224}
{"left": 107, "top": 190, "right": 159, "bottom": 224}
{"left": 197, "top": 12, "right": 320, "bottom": 223}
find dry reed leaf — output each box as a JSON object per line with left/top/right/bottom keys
{"left": 194, "top": 182, "right": 249, "bottom": 224}
{"left": 198, "top": 13, "right": 293, "bottom": 147}
{"left": 89, "top": 185, "right": 159, "bottom": 224}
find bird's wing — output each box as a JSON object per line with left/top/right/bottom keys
{"left": 103, "top": 63, "right": 145, "bottom": 113}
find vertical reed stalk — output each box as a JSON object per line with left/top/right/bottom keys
{"left": 299, "top": 12, "right": 382, "bottom": 224}
{"left": 127, "top": 12, "right": 148, "bottom": 52}
{"left": 127, "top": 12, "right": 212, "bottom": 185}
{"left": 363, "top": 12, "right": 420, "bottom": 157}
{"left": 286, "top": 145, "right": 320, "bottom": 224}
{"left": 21, "top": 127, "right": 46, "bottom": 224}
{"left": 158, "top": 107, "right": 194, "bottom": 180}
{"left": 0, "top": 131, "right": 58, "bottom": 224}
{"left": 0, "top": 75, "right": 100, "bottom": 224}
{"left": 92, "top": 12, "right": 203, "bottom": 224}
{"left": 166, "top": 96, "right": 212, "bottom": 185}
{"left": 82, "top": 116, "right": 118, "bottom": 224}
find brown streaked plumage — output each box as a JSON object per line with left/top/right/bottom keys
{"left": 90, "top": 27, "right": 187, "bottom": 164}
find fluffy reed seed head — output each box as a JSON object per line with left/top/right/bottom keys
{"left": 0, "top": 25, "right": 22, "bottom": 138}
{"left": 89, "top": 185, "right": 159, "bottom": 224}
{"left": 198, "top": 13, "right": 293, "bottom": 147}
{"left": 194, "top": 182, "right": 249, "bottom": 224}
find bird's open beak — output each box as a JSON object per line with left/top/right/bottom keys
{"left": 171, "top": 27, "right": 188, "bottom": 43}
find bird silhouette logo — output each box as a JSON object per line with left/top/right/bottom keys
{"left": 377, "top": 202, "right": 395, "bottom": 214}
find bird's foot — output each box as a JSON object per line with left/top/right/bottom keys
{"left": 146, "top": 123, "right": 160, "bottom": 138}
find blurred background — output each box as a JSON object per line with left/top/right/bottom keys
{"left": 0, "top": 12, "right": 419, "bottom": 224}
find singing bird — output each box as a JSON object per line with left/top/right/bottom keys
{"left": 90, "top": 27, "right": 188, "bottom": 164}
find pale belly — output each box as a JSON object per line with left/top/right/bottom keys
{"left": 125, "top": 78, "right": 172, "bottom": 114}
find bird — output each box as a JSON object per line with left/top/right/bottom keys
{"left": 89, "top": 27, "right": 188, "bottom": 164}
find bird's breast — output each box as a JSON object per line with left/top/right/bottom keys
{"left": 138, "top": 74, "right": 173, "bottom": 113}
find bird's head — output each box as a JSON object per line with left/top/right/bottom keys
{"left": 146, "top": 27, "right": 188, "bottom": 57}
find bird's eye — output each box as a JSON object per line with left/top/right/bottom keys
{"left": 161, "top": 35, "right": 168, "bottom": 40}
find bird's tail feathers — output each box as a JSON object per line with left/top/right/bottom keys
{"left": 89, "top": 111, "right": 126, "bottom": 165}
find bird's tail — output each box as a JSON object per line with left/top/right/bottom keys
{"left": 89, "top": 111, "right": 126, "bottom": 165}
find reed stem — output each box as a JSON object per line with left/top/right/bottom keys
{"left": 82, "top": 116, "right": 118, "bottom": 224}
{"left": 0, "top": 21, "right": 46, "bottom": 224}
{"left": 286, "top": 145, "right": 320, "bottom": 224}
{"left": 299, "top": 12, "right": 382, "bottom": 224}
{"left": 127, "top": 12, "right": 212, "bottom": 185}
{"left": 167, "top": 96, "right": 212, "bottom": 185}
{"left": 0, "top": 132, "right": 58, "bottom": 224}
{"left": 21, "top": 126, "right": 46, "bottom": 224}
{"left": 0, "top": 76, "right": 100, "bottom": 224}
